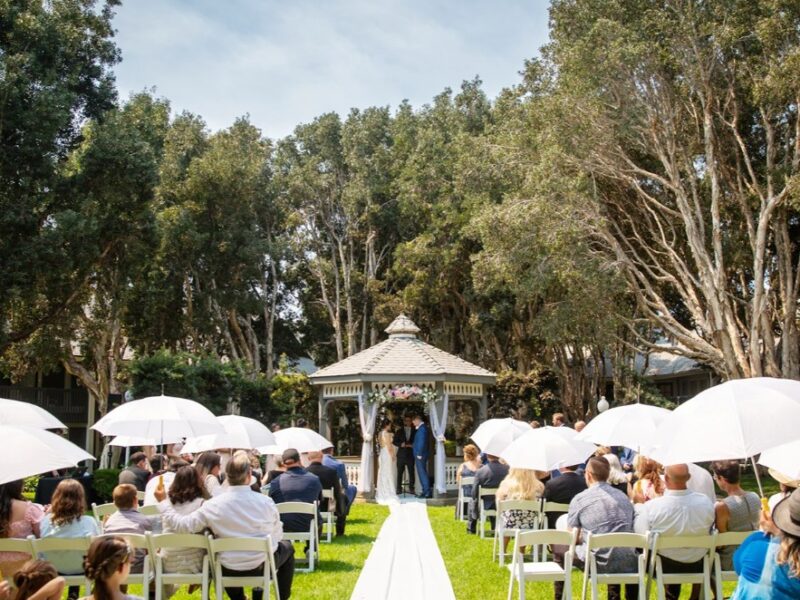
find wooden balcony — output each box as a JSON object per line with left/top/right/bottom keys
{"left": 0, "top": 386, "right": 89, "bottom": 425}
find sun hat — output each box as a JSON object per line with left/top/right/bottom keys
{"left": 768, "top": 468, "right": 800, "bottom": 488}
{"left": 772, "top": 488, "right": 800, "bottom": 538}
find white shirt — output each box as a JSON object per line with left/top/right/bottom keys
{"left": 634, "top": 488, "right": 714, "bottom": 563}
{"left": 159, "top": 485, "right": 283, "bottom": 570}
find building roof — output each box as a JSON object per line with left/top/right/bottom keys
{"left": 309, "top": 315, "right": 496, "bottom": 385}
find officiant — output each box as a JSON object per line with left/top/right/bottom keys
{"left": 393, "top": 414, "right": 416, "bottom": 495}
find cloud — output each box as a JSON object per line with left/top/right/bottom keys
{"left": 112, "top": 0, "right": 550, "bottom": 138}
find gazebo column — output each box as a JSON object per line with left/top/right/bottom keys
{"left": 317, "top": 388, "right": 330, "bottom": 441}
{"left": 432, "top": 381, "right": 448, "bottom": 498}
{"left": 480, "top": 389, "right": 488, "bottom": 421}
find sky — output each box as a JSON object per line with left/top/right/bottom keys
{"left": 111, "top": 0, "right": 551, "bottom": 140}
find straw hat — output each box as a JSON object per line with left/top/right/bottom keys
{"left": 773, "top": 488, "right": 800, "bottom": 538}
{"left": 768, "top": 468, "right": 800, "bottom": 488}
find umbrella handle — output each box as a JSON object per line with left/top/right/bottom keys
{"left": 750, "top": 456, "right": 768, "bottom": 513}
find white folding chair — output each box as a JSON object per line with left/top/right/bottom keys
{"left": 478, "top": 486, "right": 499, "bottom": 539}
{"left": 95, "top": 533, "right": 152, "bottom": 590}
{"left": 139, "top": 504, "right": 161, "bottom": 517}
{"left": 320, "top": 489, "right": 335, "bottom": 544}
{"left": 538, "top": 501, "right": 571, "bottom": 560}
{"left": 207, "top": 535, "right": 279, "bottom": 600}
{"left": 507, "top": 529, "right": 576, "bottom": 600}
{"left": 31, "top": 536, "right": 92, "bottom": 595}
{"left": 148, "top": 533, "right": 210, "bottom": 600}
{"left": 649, "top": 532, "right": 715, "bottom": 600}
{"left": 456, "top": 476, "right": 475, "bottom": 521}
{"left": 0, "top": 537, "right": 35, "bottom": 582}
{"left": 91, "top": 502, "right": 118, "bottom": 529}
{"left": 713, "top": 531, "right": 751, "bottom": 600}
{"left": 493, "top": 499, "right": 542, "bottom": 565}
{"left": 137, "top": 491, "right": 146, "bottom": 503}
{"left": 581, "top": 532, "right": 648, "bottom": 600}
{"left": 275, "top": 501, "right": 318, "bottom": 573}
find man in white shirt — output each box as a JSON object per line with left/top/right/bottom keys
{"left": 634, "top": 463, "right": 714, "bottom": 600}
{"left": 155, "top": 450, "right": 295, "bottom": 600}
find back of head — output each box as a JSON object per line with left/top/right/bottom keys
{"left": 307, "top": 450, "right": 323, "bottom": 463}
{"left": 150, "top": 454, "right": 164, "bottom": 473}
{"left": 665, "top": 464, "right": 691, "bottom": 489}
{"left": 226, "top": 450, "right": 252, "bottom": 486}
{"left": 51, "top": 479, "right": 86, "bottom": 526}
{"left": 463, "top": 444, "right": 479, "bottom": 461}
{"left": 84, "top": 537, "right": 130, "bottom": 600}
{"left": 0, "top": 479, "right": 24, "bottom": 536}
{"left": 281, "top": 448, "right": 301, "bottom": 467}
{"left": 194, "top": 452, "right": 221, "bottom": 478}
{"left": 112, "top": 483, "right": 138, "bottom": 510}
{"left": 711, "top": 460, "right": 741, "bottom": 485}
{"left": 586, "top": 456, "right": 611, "bottom": 483}
{"left": 14, "top": 560, "right": 58, "bottom": 600}
{"left": 502, "top": 468, "right": 543, "bottom": 501}
{"left": 321, "top": 446, "right": 333, "bottom": 456}
{"left": 168, "top": 458, "right": 189, "bottom": 472}
{"left": 168, "top": 465, "right": 203, "bottom": 505}
{"left": 129, "top": 452, "right": 146, "bottom": 467}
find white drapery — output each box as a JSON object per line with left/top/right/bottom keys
{"left": 428, "top": 393, "right": 449, "bottom": 494}
{"left": 357, "top": 393, "right": 379, "bottom": 493}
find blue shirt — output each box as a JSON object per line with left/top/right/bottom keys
{"left": 322, "top": 454, "right": 348, "bottom": 489}
{"left": 39, "top": 515, "right": 101, "bottom": 574}
{"left": 734, "top": 531, "right": 800, "bottom": 600}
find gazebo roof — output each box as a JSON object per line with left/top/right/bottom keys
{"left": 309, "top": 314, "right": 496, "bottom": 385}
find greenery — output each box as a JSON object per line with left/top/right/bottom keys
{"left": 92, "top": 468, "right": 121, "bottom": 502}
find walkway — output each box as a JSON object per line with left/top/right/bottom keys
{"left": 351, "top": 500, "right": 456, "bottom": 600}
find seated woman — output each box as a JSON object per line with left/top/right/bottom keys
{"left": 455, "top": 444, "right": 481, "bottom": 517}
{"left": 0, "top": 480, "right": 43, "bottom": 577}
{"left": 13, "top": 560, "right": 65, "bottom": 600}
{"left": 194, "top": 453, "right": 223, "bottom": 499}
{"left": 39, "top": 480, "right": 100, "bottom": 600}
{"left": 629, "top": 456, "right": 664, "bottom": 504}
{"left": 712, "top": 460, "right": 760, "bottom": 570}
{"left": 496, "top": 468, "right": 545, "bottom": 553}
{"left": 81, "top": 536, "right": 142, "bottom": 600}
{"left": 160, "top": 466, "right": 205, "bottom": 597}
{"left": 732, "top": 489, "right": 800, "bottom": 599}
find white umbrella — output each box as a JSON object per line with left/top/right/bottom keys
{"left": 0, "top": 398, "right": 67, "bottom": 429}
{"left": 108, "top": 435, "right": 165, "bottom": 447}
{"left": 650, "top": 377, "right": 800, "bottom": 496}
{"left": 469, "top": 418, "right": 532, "bottom": 456}
{"left": 182, "top": 415, "right": 277, "bottom": 453}
{"left": 759, "top": 440, "right": 800, "bottom": 482}
{"left": 256, "top": 427, "right": 332, "bottom": 454}
{"left": 0, "top": 426, "right": 93, "bottom": 485}
{"left": 576, "top": 403, "right": 671, "bottom": 450}
{"left": 92, "top": 395, "right": 224, "bottom": 443}
{"left": 500, "top": 426, "right": 597, "bottom": 471}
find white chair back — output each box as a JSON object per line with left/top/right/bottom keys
{"left": 31, "top": 536, "right": 92, "bottom": 595}
{"left": 582, "top": 532, "right": 648, "bottom": 600}
{"left": 207, "top": 535, "right": 278, "bottom": 600}
{"left": 320, "top": 489, "right": 335, "bottom": 543}
{"left": 713, "top": 531, "right": 751, "bottom": 600}
{"left": 275, "top": 501, "right": 319, "bottom": 572}
{"left": 456, "top": 476, "right": 475, "bottom": 521}
{"left": 508, "top": 529, "right": 576, "bottom": 600}
{"left": 478, "top": 486, "right": 498, "bottom": 539}
{"left": 148, "top": 533, "right": 210, "bottom": 600}
{"left": 494, "top": 499, "right": 543, "bottom": 565}
{"left": 650, "top": 532, "right": 716, "bottom": 600}
{"left": 94, "top": 533, "right": 152, "bottom": 590}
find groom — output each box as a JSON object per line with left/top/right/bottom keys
{"left": 412, "top": 414, "right": 432, "bottom": 499}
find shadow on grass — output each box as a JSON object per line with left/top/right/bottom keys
{"left": 310, "top": 559, "right": 359, "bottom": 573}
{"left": 330, "top": 533, "right": 375, "bottom": 545}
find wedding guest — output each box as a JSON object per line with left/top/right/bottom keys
{"left": 144, "top": 458, "right": 188, "bottom": 506}
{"left": 712, "top": 460, "right": 760, "bottom": 570}
{"left": 39, "top": 480, "right": 100, "bottom": 600}
{"left": 269, "top": 449, "right": 322, "bottom": 539}
{"left": 194, "top": 452, "right": 223, "bottom": 499}
{"left": 117, "top": 453, "right": 149, "bottom": 492}
{"left": 148, "top": 455, "right": 167, "bottom": 482}
{"left": 551, "top": 413, "right": 567, "bottom": 427}
{"left": 496, "top": 469, "right": 544, "bottom": 553}
{"left": 155, "top": 451, "right": 295, "bottom": 600}
{"left": 270, "top": 423, "right": 281, "bottom": 433}
{"left": 262, "top": 456, "right": 285, "bottom": 486}
{"left": 322, "top": 446, "right": 356, "bottom": 512}
{"left": 306, "top": 451, "right": 347, "bottom": 536}
{"left": 82, "top": 536, "right": 142, "bottom": 600}
{"left": 12, "top": 560, "right": 65, "bottom": 600}
{"left": 574, "top": 420, "right": 587, "bottom": 433}
{"left": 768, "top": 469, "right": 798, "bottom": 513}
{"left": 0, "top": 480, "right": 43, "bottom": 577}
{"left": 543, "top": 464, "right": 588, "bottom": 529}
{"left": 468, "top": 454, "right": 509, "bottom": 535}
{"left": 555, "top": 457, "right": 638, "bottom": 600}
{"left": 456, "top": 444, "right": 482, "bottom": 503}
{"left": 602, "top": 454, "right": 630, "bottom": 494}
{"left": 249, "top": 454, "right": 263, "bottom": 484}
{"left": 630, "top": 456, "right": 664, "bottom": 504}
{"left": 634, "top": 464, "right": 714, "bottom": 600}
{"left": 160, "top": 466, "right": 205, "bottom": 593}
{"left": 529, "top": 420, "right": 541, "bottom": 429}
{"left": 617, "top": 446, "right": 637, "bottom": 473}
{"left": 102, "top": 484, "right": 154, "bottom": 573}
{"left": 732, "top": 489, "right": 800, "bottom": 599}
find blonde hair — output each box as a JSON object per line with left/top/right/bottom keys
{"left": 498, "top": 469, "right": 544, "bottom": 501}
{"left": 463, "top": 444, "right": 479, "bottom": 461}
{"left": 635, "top": 456, "right": 664, "bottom": 494}
{"left": 603, "top": 454, "right": 629, "bottom": 485}
{"left": 778, "top": 534, "right": 800, "bottom": 579}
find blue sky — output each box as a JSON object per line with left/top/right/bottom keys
{"left": 112, "top": 1, "right": 551, "bottom": 139}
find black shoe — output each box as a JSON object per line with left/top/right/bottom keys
{"left": 415, "top": 493, "right": 426, "bottom": 499}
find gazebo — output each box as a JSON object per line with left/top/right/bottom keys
{"left": 309, "top": 314, "right": 496, "bottom": 496}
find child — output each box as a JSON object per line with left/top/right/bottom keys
{"left": 13, "top": 560, "right": 65, "bottom": 600}
{"left": 81, "top": 537, "right": 141, "bottom": 600}
{"left": 102, "top": 485, "right": 153, "bottom": 573}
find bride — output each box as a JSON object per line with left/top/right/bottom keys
{"left": 375, "top": 418, "right": 399, "bottom": 504}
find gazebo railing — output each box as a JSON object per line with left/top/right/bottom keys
{"left": 340, "top": 458, "right": 461, "bottom": 493}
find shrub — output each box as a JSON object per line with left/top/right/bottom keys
{"left": 92, "top": 468, "right": 121, "bottom": 502}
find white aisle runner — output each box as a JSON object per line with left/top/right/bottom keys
{"left": 351, "top": 501, "right": 456, "bottom": 600}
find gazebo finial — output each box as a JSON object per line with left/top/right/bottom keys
{"left": 385, "top": 314, "right": 421, "bottom": 338}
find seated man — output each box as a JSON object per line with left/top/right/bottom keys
{"left": 306, "top": 450, "right": 347, "bottom": 536}
{"left": 103, "top": 483, "right": 155, "bottom": 573}
{"left": 322, "top": 446, "right": 356, "bottom": 514}
{"left": 543, "top": 463, "right": 588, "bottom": 529}
{"left": 156, "top": 450, "right": 295, "bottom": 600}
{"left": 554, "top": 456, "right": 638, "bottom": 600}
{"left": 118, "top": 452, "right": 150, "bottom": 491}
{"left": 468, "top": 454, "right": 509, "bottom": 534}
{"left": 634, "top": 463, "right": 715, "bottom": 600}
{"left": 269, "top": 449, "right": 323, "bottom": 538}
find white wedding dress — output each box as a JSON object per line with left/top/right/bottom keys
{"left": 375, "top": 430, "right": 399, "bottom": 505}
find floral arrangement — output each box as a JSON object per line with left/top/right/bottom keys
{"left": 366, "top": 384, "right": 438, "bottom": 405}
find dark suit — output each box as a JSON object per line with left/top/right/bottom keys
{"left": 306, "top": 462, "right": 347, "bottom": 536}
{"left": 393, "top": 425, "right": 416, "bottom": 494}
{"left": 322, "top": 454, "right": 356, "bottom": 514}
{"left": 469, "top": 460, "right": 509, "bottom": 533}
{"left": 118, "top": 466, "right": 149, "bottom": 492}
{"left": 269, "top": 467, "right": 322, "bottom": 533}
{"left": 543, "top": 470, "right": 587, "bottom": 528}
{"left": 413, "top": 422, "right": 431, "bottom": 497}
